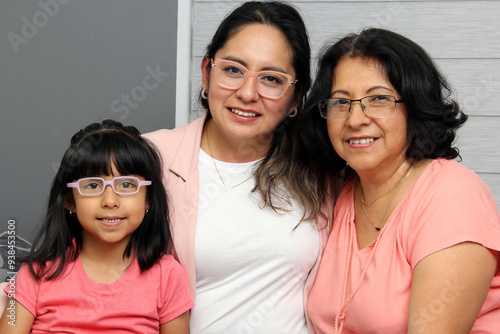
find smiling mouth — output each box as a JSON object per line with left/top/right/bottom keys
{"left": 230, "top": 108, "right": 259, "bottom": 118}
{"left": 99, "top": 218, "right": 123, "bottom": 223}
{"left": 349, "top": 138, "right": 374, "bottom": 144}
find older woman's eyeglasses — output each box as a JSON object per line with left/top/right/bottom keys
{"left": 211, "top": 58, "right": 297, "bottom": 100}
{"left": 67, "top": 177, "right": 151, "bottom": 196}
{"left": 319, "top": 95, "right": 404, "bottom": 119}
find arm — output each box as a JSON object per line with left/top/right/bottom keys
{"left": 408, "top": 242, "right": 498, "bottom": 334}
{"left": 160, "top": 310, "right": 190, "bottom": 334}
{"left": 0, "top": 298, "right": 34, "bottom": 334}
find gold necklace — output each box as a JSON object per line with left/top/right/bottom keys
{"left": 205, "top": 129, "right": 256, "bottom": 192}
{"left": 360, "top": 164, "right": 413, "bottom": 231}
{"left": 361, "top": 159, "right": 408, "bottom": 206}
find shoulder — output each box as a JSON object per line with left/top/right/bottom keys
{"left": 402, "top": 159, "right": 500, "bottom": 264}
{"left": 142, "top": 114, "right": 206, "bottom": 166}
{"left": 154, "top": 255, "right": 191, "bottom": 302}
{"left": 155, "top": 256, "right": 194, "bottom": 323}
{"left": 9, "top": 263, "right": 34, "bottom": 282}
{"left": 143, "top": 124, "right": 190, "bottom": 148}
{"left": 137, "top": 255, "right": 189, "bottom": 292}
{"left": 153, "top": 255, "right": 188, "bottom": 279}
{"left": 412, "top": 158, "right": 492, "bottom": 201}
{"left": 157, "top": 254, "right": 181, "bottom": 267}
{"left": 425, "top": 158, "right": 480, "bottom": 180}
{"left": 143, "top": 113, "right": 206, "bottom": 146}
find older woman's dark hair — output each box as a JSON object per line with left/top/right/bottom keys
{"left": 24, "top": 120, "right": 170, "bottom": 280}
{"left": 301, "top": 28, "right": 467, "bottom": 174}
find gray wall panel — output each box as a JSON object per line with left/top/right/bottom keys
{"left": 1, "top": 1, "right": 178, "bottom": 240}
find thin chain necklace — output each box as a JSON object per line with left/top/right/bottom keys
{"left": 360, "top": 163, "right": 413, "bottom": 231}
{"left": 361, "top": 159, "right": 408, "bottom": 206}
{"left": 205, "top": 129, "right": 256, "bottom": 192}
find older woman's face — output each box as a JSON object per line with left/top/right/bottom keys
{"left": 326, "top": 57, "right": 409, "bottom": 176}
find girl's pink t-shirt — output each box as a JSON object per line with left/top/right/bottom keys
{"left": 308, "top": 159, "right": 500, "bottom": 333}
{"left": 6, "top": 254, "right": 193, "bottom": 333}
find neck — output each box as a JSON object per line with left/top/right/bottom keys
{"left": 358, "top": 158, "right": 412, "bottom": 201}
{"left": 202, "top": 119, "right": 270, "bottom": 163}
{"left": 80, "top": 237, "right": 134, "bottom": 284}
{"left": 81, "top": 235, "right": 132, "bottom": 266}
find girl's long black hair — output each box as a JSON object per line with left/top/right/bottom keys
{"left": 24, "top": 120, "right": 170, "bottom": 280}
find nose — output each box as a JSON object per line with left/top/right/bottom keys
{"left": 346, "top": 100, "right": 371, "bottom": 128}
{"left": 101, "top": 185, "right": 119, "bottom": 208}
{"left": 235, "top": 75, "right": 259, "bottom": 101}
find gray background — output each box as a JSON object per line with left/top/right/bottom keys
{"left": 1, "top": 0, "right": 178, "bottom": 240}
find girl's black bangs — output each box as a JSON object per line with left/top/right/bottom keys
{"left": 67, "top": 131, "right": 151, "bottom": 181}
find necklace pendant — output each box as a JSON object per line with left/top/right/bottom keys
{"left": 375, "top": 227, "right": 381, "bottom": 232}
{"left": 222, "top": 185, "right": 232, "bottom": 192}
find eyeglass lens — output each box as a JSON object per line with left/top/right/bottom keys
{"left": 321, "top": 95, "right": 398, "bottom": 119}
{"left": 77, "top": 177, "right": 142, "bottom": 195}
{"left": 214, "top": 61, "right": 291, "bottom": 99}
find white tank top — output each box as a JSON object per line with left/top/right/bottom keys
{"left": 190, "top": 149, "right": 320, "bottom": 334}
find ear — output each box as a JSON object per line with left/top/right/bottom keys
{"left": 287, "top": 93, "right": 303, "bottom": 116}
{"left": 201, "top": 57, "right": 212, "bottom": 90}
{"left": 64, "top": 193, "right": 76, "bottom": 213}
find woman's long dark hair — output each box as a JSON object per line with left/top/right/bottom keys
{"left": 301, "top": 28, "right": 468, "bottom": 175}
{"left": 200, "top": 2, "right": 333, "bottom": 221}
{"left": 24, "top": 120, "right": 170, "bottom": 280}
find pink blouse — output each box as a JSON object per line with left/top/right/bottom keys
{"left": 308, "top": 159, "right": 500, "bottom": 333}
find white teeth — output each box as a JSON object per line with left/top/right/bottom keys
{"left": 349, "top": 138, "right": 374, "bottom": 144}
{"left": 231, "top": 108, "right": 258, "bottom": 117}
{"left": 102, "top": 218, "right": 121, "bottom": 223}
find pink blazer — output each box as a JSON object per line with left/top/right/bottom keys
{"left": 144, "top": 113, "right": 330, "bottom": 332}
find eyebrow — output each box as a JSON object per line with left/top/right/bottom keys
{"left": 220, "top": 57, "right": 289, "bottom": 74}
{"left": 330, "top": 86, "right": 394, "bottom": 97}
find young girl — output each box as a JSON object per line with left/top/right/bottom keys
{"left": 0, "top": 120, "right": 193, "bottom": 333}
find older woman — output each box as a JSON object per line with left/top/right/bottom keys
{"left": 301, "top": 28, "right": 500, "bottom": 333}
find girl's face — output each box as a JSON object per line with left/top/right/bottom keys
{"left": 202, "top": 23, "right": 298, "bottom": 152}
{"left": 65, "top": 164, "right": 150, "bottom": 249}
{"left": 326, "top": 57, "right": 409, "bottom": 177}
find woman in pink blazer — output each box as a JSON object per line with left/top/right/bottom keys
{"left": 145, "top": 2, "right": 343, "bottom": 333}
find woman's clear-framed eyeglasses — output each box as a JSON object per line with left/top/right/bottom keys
{"left": 67, "top": 176, "right": 152, "bottom": 196}
{"left": 319, "top": 95, "right": 404, "bottom": 119}
{"left": 211, "top": 58, "right": 297, "bottom": 100}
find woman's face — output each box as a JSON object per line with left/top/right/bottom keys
{"left": 202, "top": 24, "right": 298, "bottom": 151}
{"left": 326, "top": 57, "right": 409, "bottom": 176}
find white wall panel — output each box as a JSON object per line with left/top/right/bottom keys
{"left": 477, "top": 174, "right": 500, "bottom": 208}
{"left": 194, "top": 1, "right": 500, "bottom": 58}
{"left": 437, "top": 59, "right": 500, "bottom": 117}
{"left": 456, "top": 116, "right": 500, "bottom": 173}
